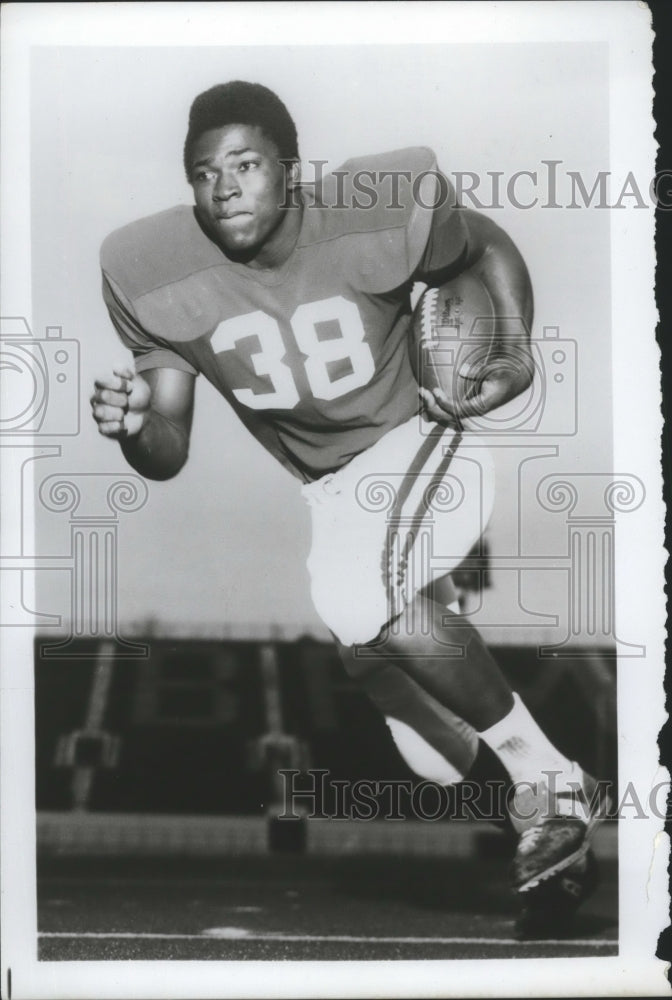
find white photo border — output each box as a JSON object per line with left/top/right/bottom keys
{"left": 1, "top": 2, "right": 668, "bottom": 997}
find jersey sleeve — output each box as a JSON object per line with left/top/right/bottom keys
{"left": 412, "top": 169, "right": 471, "bottom": 281}
{"left": 101, "top": 271, "right": 198, "bottom": 376}
{"left": 313, "top": 148, "right": 471, "bottom": 292}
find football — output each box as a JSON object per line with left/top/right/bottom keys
{"left": 409, "top": 271, "right": 497, "bottom": 411}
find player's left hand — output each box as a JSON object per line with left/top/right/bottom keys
{"left": 419, "top": 364, "right": 533, "bottom": 427}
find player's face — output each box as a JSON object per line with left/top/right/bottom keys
{"left": 188, "top": 124, "right": 296, "bottom": 263}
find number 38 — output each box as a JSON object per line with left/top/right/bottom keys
{"left": 211, "top": 295, "right": 375, "bottom": 409}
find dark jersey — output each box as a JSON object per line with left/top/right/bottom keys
{"left": 101, "top": 147, "right": 470, "bottom": 481}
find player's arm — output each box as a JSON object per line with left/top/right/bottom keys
{"left": 90, "top": 366, "right": 195, "bottom": 481}
{"left": 421, "top": 207, "right": 535, "bottom": 423}
{"left": 459, "top": 208, "right": 533, "bottom": 337}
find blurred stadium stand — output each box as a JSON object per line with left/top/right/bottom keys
{"left": 35, "top": 633, "right": 617, "bottom": 859}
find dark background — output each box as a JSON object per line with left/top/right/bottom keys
{"left": 35, "top": 637, "right": 617, "bottom": 817}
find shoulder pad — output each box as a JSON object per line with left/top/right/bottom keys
{"left": 100, "top": 206, "right": 221, "bottom": 302}
{"left": 300, "top": 147, "right": 440, "bottom": 291}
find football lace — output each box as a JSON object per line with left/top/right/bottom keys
{"left": 421, "top": 286, "right": 439, "bottom": 340}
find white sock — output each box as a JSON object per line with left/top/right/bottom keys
{"left": 479, "top": 692, "right": 578, "bottom": 793}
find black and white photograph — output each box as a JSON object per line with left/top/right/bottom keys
{"left": 0, "top": 2, "right": 668, "bottom": 997}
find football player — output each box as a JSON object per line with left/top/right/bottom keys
{"left": 91, "top": 81, "right": 606, "bottom": 924}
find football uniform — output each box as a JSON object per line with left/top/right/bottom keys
{"left": 101, "top": 147, "right": 494, "bottom": 646}
{"left": 101, "top": 147, "right": 469, "bottom": 481}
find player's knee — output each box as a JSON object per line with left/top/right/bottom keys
{"left": 386, "top": 717, "right": 474, "bottom": 785}
{"left": 309, "top": 579, "right": 388, "bottom": 649}
{"left": 337, "top": 645, "right": 386, "bottom": 681}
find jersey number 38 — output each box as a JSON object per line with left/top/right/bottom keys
{"left": 211, "top": 295, "right": 375, "bottom": 409}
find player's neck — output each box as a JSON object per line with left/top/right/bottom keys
{"left": 242, "top": 202, "right": 304, "bottom": 271}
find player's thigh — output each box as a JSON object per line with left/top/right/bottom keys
{"left": 304, "top": 483, "right": 391, "bottom": 647}
{"left": 302, "top": 420, "right": 494, "bottom": 645}
{"left": 405, "top": 440, "right": 496, "bottom": 591}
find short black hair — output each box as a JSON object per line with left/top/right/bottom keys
{"left": 184, "top": 81, "right": 299, "bottom": 177}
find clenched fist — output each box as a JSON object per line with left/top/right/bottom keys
{"left": 90, "top": 366, "right": 151, "bottom": 438}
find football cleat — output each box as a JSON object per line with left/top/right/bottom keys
{"left": 514, "top": 847, "right": 600, "bottom": 939}
{"left": 510, "top": 766, "right": 611, "bottom": 893}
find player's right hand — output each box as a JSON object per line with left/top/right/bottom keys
{"left": 90, "top": 366, "right": 151, "bottom": 438}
